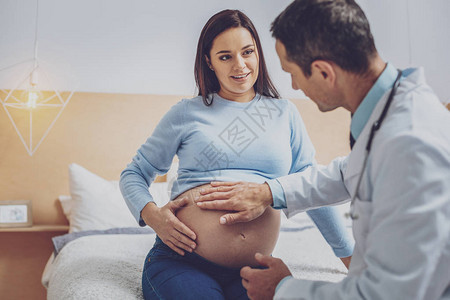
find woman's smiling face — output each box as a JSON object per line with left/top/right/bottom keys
{"left": 208, "top": 27, "right": 259, "bottom": 102}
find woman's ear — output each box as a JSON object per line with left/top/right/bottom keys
{"left": 205, "top": 56, "right": 214, "bottom": 71}
{"left": 311, "top": 60, "right": 336, "bottom": 87}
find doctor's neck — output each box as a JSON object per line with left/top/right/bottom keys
{"left": 343, "top": 55, "right": 386, "bottom": 113}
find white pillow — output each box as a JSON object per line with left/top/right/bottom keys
{"left": 58, "top": 195, "right": 72, "bottom": 219}
{"left": 67, "top": 163, "right": 138, "bottom": 232}
{"left": 63, "top": 163, "right": 171, "bottom": 232}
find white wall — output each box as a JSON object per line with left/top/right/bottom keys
{"left": 359, "top": 0, "right": 450, "bottom": 104}
{"left": 0, "top": 0, "right": 294, "bottom": 97}
{"left": 0, "top": 0, "right": 448, "bottom": 102}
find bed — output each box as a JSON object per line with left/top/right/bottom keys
{"left": 41, "top": 163, "right": 352, "bottom": 299}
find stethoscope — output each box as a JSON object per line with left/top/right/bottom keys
{"left": 345, "top": 69, "right": 403, "bottom": 220}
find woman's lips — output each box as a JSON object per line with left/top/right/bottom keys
{"left": 231, "top": 73, "right": 250, "bottom": 81}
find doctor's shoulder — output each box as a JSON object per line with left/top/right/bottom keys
{"left": 370, "top": 129, "right": 450, "bottom": 177}
{"left": 377, "top": 85, "right": 449, "bottom": 141}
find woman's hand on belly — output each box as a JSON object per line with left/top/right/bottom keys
{"left": 141, "top": 198, "right": 197, "bottom": 256}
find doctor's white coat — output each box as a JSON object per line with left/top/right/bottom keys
{"left": 275, "top": 68, "right": 450, "bottom": 300}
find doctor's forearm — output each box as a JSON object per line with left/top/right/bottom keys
{"left": 277, "top": 157, "right": 351, "bottom": 216}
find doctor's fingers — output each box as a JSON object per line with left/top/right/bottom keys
{"left": 210, "top": 181, "right": 240, "bottom": 187}
{"left": 195, "top": 189, "right": 236, "bottom": 204}
{"left": 199, "top": 185, "right": 235, "bottom": 196}
{"left": 240, "top": 268, "right": 273, "bottom": 300}
{"left": 240, "top": 266, "right": 255, "bottom": 280}
{"left": 220, "top": 210, "right": 257, "bottom": 225}
{"left": 195, "top": 198, "right": 238, "bottom": 212}
{"left": 241, "top": 278, "right": 250, "bottom": 290}
{"left": 254, "top": 253, "right": 278, "bottom": 267}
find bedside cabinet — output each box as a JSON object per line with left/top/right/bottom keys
{"left": 0, "top": 225, "right": 69, "bottom": 300}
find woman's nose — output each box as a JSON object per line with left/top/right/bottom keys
{"left": 234, "top": 55, "right": 246, "bottom": 70}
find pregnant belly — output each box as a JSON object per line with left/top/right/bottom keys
{"left": 175, "top": 184, "right": 281, "bottom": 268}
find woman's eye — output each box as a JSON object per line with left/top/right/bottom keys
{"left": 219, "top": 55, "right": 231, "bottom": 61}
{"left": 243, "top": 49, "right": 254, "bottom": 55}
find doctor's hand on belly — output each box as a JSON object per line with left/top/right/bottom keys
{"left": 141, "top": 198, "right": 197, "bottom": 255}
{"left": 194, "top": 181, "right": 273, "bottom": 225}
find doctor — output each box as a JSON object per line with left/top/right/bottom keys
{"left": 194, "top": 0, "right": 450, "bottom": 299}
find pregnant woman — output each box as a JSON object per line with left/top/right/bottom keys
{"left": 120, "top": 9, "right": 353, "bottom": 300}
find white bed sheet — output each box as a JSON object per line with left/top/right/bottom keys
{"left": 43, "top": 211, "right": 351, "bottom": 300}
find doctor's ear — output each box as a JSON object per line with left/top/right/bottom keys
{"left": 311, "top": 60, "right": 336, "bottom": 86}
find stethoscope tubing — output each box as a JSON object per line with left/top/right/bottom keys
{"left": 346, "top": 69, "right": 403, "bottom": 220}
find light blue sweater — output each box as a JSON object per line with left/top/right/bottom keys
{"left": 120, "top": 93, "right": 354, "bottom": 257}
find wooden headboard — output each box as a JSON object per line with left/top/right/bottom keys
{"left": 0, "top": 92, "right": 350, "bottom": 226}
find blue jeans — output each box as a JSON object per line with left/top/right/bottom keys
{"left": 142, "top": 236, "right": 249, "bottom": 300}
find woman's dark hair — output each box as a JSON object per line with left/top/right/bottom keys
{"left": 194, "top": 9, "right": 280, "bottom": 105}
{"left": 271, "top": 0, "right": 377, "bottom": 77}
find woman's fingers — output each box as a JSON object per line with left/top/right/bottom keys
{"left": 167, "top": 197, "right": 197, "bottom": 239}
{"left": 171, "top": 196, "right": 192, "bottom": 208}
{"left": 172, "top": 224, "right": 196, "bottom": 249}
{"left": 161, "top": 221, "right": 196, "bottom": 255}
{"left": 175, "top": 220, "right": 197, "bottom": 242}
{"left": 169, "top": 231, "right": 195, "bottom": 252}
{"left": 165, "top": 240, "right": 186, "bottom": 256}
{"left": 160, "top": 225, "right": 196, "bottom": 255}
{"left": 153, "top": 200, "right": 197, "bottom": 255}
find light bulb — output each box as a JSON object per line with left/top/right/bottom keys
{"left": 25, "top": 68, "right": 40, "bottom": 109}
{"left": 27, "top": 88, "right": 39, "bottom": 109}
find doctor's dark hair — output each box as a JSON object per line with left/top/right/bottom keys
{"left": 271, "top": 0, "right": 377, "bottom": 77}
{"left": 194, "top": 9, "right": 280, "bottom": 106}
